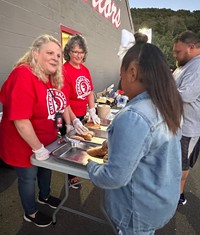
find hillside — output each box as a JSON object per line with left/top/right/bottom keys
{"left": 131, "top": 8, "right": 200, "bottom": 68}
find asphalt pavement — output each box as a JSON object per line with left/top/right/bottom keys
{"left": 1, "top": 156, "right": 200, "bottom": 235}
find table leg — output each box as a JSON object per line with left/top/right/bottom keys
{"left": 52, "top": 174, "right": 69, "bottom": 224}
{"left": 52, "top": 175, "right": 109, "bottom": 226}
{"left": 100, "top": 190, "right": 118, "bottom": 235}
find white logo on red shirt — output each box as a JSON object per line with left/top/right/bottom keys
{"left": 76, "top": 76, "right": 91, "bottom": 99}
{"left": 47, "top": 88, "right": 67, "bottom": 120}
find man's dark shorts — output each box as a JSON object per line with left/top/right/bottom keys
{"left": 181, "top": 136, "right": 200, "bottom": 170}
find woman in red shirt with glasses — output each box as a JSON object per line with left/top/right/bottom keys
{"left": 62, "top": 34, "right": 100, "bottom": 188}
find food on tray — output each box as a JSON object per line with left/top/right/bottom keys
{"left": 70, "top": 135, "right": 85, "bottom": 141}
{"left": 87, "top": 146, "right": 107, "bottom": 157}
{"left": 78, "top": 132, "right": 92, "bottom": 141}
{"left": 88, "top": 130, "right": 95, "bottom": 136}
{"left": 85, "top": 121, "right": 101, "bottom": 129}
{"left": 70, "top": 131, "right": 95, "bottom": 141}
{"left": 87, "top": 140, "right": 108, "bottom": 157}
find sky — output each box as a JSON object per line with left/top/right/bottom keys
{"left": 128, "top": 0, "right": 200, "bottom": 12}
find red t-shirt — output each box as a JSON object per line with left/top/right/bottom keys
{"left": 0, "top": 65, "right": 68, "bottom": 167}
{"left": 63, "top": 62, "right": 94, "bottom": 117}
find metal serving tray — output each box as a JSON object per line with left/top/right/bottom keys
{"left": 51, "top": 141, "right": 104, "bottom": 165}
{"left": 67, "top": 126, "right": 108, "bottom": 142}
{"left": 99, "top": 118, "right": 111, "bottom": 126}
{"left": 88, "top": 127, "right": 108, "bottom": 139}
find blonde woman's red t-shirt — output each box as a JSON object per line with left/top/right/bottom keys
{"left": 0, "top": 65, "right": 68, "bottom": 167}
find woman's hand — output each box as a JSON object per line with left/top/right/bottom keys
{"left": 88, "top": 108, "right": 100, "bottom": 124}
{"left": 72, "top": 118, "right": 89, "bottom": 135}
{"left": 66, "top": 124, "right": 74, "bottom": 134}
{"left": 32, "top": 145, "right": 50, "bottom": 161}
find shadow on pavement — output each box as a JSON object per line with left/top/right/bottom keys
{"left": 155, "top": 216, "right": 176, "bottom": 235}
{"left": 16, "top": 180, "right": 114, "bottom": 235}
{"left": 0, "top": 161, "right": 17, "bottom": 193}
{"left": 177, "top": 192, "right": 200, "bottom": 234}
{"left": 2, "top": 160, "right": 200, "bottom": 235}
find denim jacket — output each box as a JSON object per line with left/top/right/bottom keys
{"left": 87, "top": 91, "right": 182, "bottom": 232}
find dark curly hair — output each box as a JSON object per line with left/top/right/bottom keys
{"left": 63, "top": 34, "right": 88, "bottom": 62}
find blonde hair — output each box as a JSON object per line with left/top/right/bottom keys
{"left": 15, "top": 34, "right": 63, "bottom": 90}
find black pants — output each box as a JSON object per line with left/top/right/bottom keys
{"left": 189, "top": 137, "right": 200, "bottom": 168}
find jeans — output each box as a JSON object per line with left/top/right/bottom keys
{"left": 118, "top": 226, "right": 155, "bottom": 235}
{"left": 15, "top": 166, "right": 51, "bottom": 215}
{"left": 115, "top": 215, "right": 155, "bottom": 235}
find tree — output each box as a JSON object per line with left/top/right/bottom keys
{"left": 130, "top": 8, "right": 200, "bottom": 68}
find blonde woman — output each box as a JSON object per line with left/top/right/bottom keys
{"left": 0, "top": 34, "right": 71, "bottom": 227}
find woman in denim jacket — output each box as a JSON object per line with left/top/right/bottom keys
{"left": 87, "top": 43, "right": 183, "bottom": 235}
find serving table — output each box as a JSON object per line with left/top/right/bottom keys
{"left": 31, "top": 139, "right": 108, "bottom": 225}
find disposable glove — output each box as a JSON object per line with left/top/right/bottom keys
{"left": 66, "top": 124, "right": 74, "bottom": 134}
{"left": 72, "top": 118, "right": 89, "bottom": 135}
{"left": 88, "top": 108, "right": 100, "bottom": 124}
{"left": 32, "top": 144, "right": 50, "bottom": 161}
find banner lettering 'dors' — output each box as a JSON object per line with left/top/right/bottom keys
{"left": 83, "top": 0, "right": 121, "bottom": 28}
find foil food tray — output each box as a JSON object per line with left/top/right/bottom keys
{"left": 51, "top": 141, "right": 104, "bottom": 165}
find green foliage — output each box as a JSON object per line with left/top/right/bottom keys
{"left": 131, "top": 8, "right": 200, "bottom": 69}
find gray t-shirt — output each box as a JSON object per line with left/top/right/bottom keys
{"left": 173, "top": 55, "right": 200, "bottom": 137}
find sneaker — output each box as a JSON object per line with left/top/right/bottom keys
{"left": 68, "top": 176, "right": 81, "bottom": 189}
{"left": 37, "top": 195, "right": 61, "bottom": 209}
{"left": 178, "top": 193, "right": 187, "bottom": 206}
{"left": 24, "top": 211, "right": 52, "bottom": 227}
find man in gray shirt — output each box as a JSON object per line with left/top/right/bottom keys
{"left": 173, "top": 30, "right": 200, "bottom": 205}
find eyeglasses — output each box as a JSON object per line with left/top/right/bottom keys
{"left": 70, "top": 50, "right": 85, "bottom": 56}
